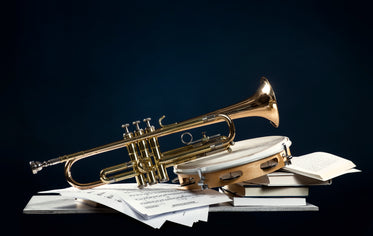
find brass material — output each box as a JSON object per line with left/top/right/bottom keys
{"left": 29, "top": 77, "right": 279, "bottom": 189}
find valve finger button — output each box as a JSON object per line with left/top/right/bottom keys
{"left": 121, "top": 124, "right": 130, "bottom": 133}
{"left": 132, "top": 121, "right": 141, "bottom": 130}
{"left": 143, "top": 118, "right": 152, "bottom": 128}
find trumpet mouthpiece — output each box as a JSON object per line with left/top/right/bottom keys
{"left": 30, "top": 157, "right": 62, "bottom": 174}
{"left": 30, "top": 161, "right": 43, "bottom": 174}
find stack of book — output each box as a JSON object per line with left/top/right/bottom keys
{"left": 222, "top": 151, "right": 360, "bottom": 207}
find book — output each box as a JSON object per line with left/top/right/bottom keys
{"left": 244, "top": 171, "right": 332, "bottom": 186}
{"left": 283, "top": 152, "right": 360, "bottom": 181}
{"left": 232, "top": 197, "right": 306, "bottom": 206}
{"left": 224, "top": 184, "right": 309, "bottom": 197}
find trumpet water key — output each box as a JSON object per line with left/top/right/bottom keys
{"left": 30, "top": 77, "right": 279, "bottom": 189}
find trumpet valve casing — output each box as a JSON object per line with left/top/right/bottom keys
{"left": 122, "top": 123, "right": 148, "bottom": 188}
{"left": 144, "top": 119, "right": 169, "bottom": 183}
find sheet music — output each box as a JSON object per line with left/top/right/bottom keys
{"left": 48, "top": 188, "right": 165, "bottom": 228}
{"left": 39, "top": 183, "right": 228, "bottom": 228}
{"left": 107, "top": 183, "right": 230, "bottom": 218}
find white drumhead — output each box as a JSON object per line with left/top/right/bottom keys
{"left": 174, "top": 136, "right": 291, "bottom": 175}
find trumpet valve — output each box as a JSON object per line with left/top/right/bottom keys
{"left": 132, "top": 119, "right": 158, "bottom": 185}
{"left": 121, "top": 123, "right": 130, "bottom": 133}
{"left": 132, "top": 120, "right": 142, "bottom": 133}
{"left": 121, "top": 123, "right": 132, "bottom": 139}
{"left": 144, "top": 117, "right": 169, "bottom": 183}
{"left": 143, "top": 117, "right": 152, "bottom": 128}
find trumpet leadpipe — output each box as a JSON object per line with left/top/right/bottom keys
{"left": 30, "top": 139, "right": 129, "bottom": 174}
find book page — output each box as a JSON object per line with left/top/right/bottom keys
{"left": 283, "top": 152, "right": 356, "bottom": 180}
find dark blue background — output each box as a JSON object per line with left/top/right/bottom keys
{"left": 3, "top": 0, "right": 373, "bottom": 235}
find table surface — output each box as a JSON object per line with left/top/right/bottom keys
{"left": 23, "top": 195, "right": 319, "bottom": 214}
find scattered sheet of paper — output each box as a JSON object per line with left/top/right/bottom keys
{"left": 105, "top": 183, "right": 230, "bottom": 218}
{"left": 39, "top": 183, "right": 229, "bottom": 228}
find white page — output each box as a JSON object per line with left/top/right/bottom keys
{"left": 289, "top": 152, "right": 354, "bottom": 172}
{"left": 38, "top": 183, "right": 219, "bottom": 228}
{"left": 109, "top": 183, "right": 231, "bottom": 218}
{"left": 50, "top": 189, "right": 207, "bottom": 228}
{"left": 166, "top": 206, "right": 208, "bottom": 227}
{"left": 283, "top": 152, "right": 357, "bottom": 180}
{"left": 55, "top": 189, "right": 166, "bottom": 228}
{"left": 40, "top": 185, "right": 198, "bottom": 228}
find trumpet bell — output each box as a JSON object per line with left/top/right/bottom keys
{"left": 208, "top": 77, "right": 279, "bottom": 128}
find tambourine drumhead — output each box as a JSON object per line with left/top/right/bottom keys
{"left": 174, "top": 136, "right": 291, "bottom": 175}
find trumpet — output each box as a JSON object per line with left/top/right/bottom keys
{"left": 30, "top": 77, "right": 279, "bottom": 189}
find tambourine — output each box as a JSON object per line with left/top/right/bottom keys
{"left": 173, "top": 136, "right": 292, "bottom": 190}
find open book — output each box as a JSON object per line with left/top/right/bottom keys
{"left": 283, "top": 152, "right": 360, "bottom": 181}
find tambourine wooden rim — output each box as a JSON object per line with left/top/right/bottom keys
{"left": 174, "top": 136, "right": 292, "bottom": 190}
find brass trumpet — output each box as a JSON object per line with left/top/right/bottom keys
{"left": 30, "top": 77, "right": 279, "bottom": 189}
